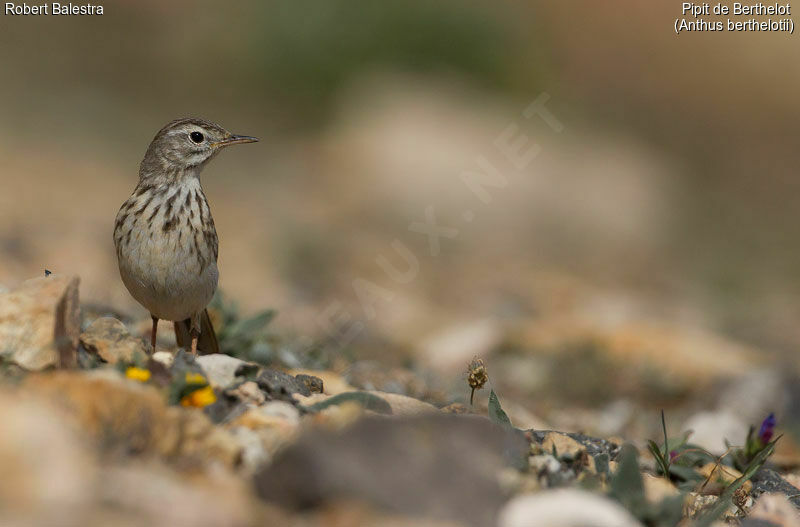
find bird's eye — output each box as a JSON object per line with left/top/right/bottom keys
{"left": 189, "top": 131, "right": 204, "bottom": 143}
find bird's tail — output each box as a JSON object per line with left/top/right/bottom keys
{"left": 174, "top": 308, "right": 220, "bottom": 355}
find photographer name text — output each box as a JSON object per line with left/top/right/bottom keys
{"left": 4, "top": 3, "right": 103, "bottom": 15}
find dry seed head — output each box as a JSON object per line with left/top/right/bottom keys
{"left": 467, "top": 357, "right": 488, "bottom": 391}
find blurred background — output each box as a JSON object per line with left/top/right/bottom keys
{"left": 1, "top": 0, "right": 799, "bottom": 441}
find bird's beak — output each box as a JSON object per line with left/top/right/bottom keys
{"left": 212, "top": 134, "right": 259, "bottom": 148}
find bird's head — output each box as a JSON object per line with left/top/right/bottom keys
{"left": 140, "top": 117, "right": 257, "bottom": 178}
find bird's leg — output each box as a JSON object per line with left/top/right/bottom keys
{"left": 190, "top": 328, "right": 199, "bottom": 355}
{"left": 150, "top": 315, "right": 159, "bottom": 353}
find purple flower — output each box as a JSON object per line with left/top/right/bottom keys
{"left": 758, "top": 413, "right": 776, "bottom": 445}
{"left": 669, "top": 450, "right": 678, "bottom": 462}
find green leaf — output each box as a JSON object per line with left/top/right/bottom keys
{"left": 609, "top": 444, "right": 646, "bottom": 517}
{"left": 694, "top": 436, "right": 780, "bottom": 527}
{"left": 303, "top": 391, "right": 392, "bottom": 414}
{"left": 227, "top": 309, "right": 276, "bottom": 337}
{"left": 648, "top": 439, "right": 671, "bottom": 477}
{"left": 488, "top": 389, "right": 512, "bottom": 428}
{"left": 595, "top": 452, "right": 610, "bottom": 476}
{"left": 668, "top": 464, "right": 705, "bottom": 484}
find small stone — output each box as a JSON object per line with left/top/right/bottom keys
{"left": 685, "top": 493, "right": 728, "bottom": 519}
{"left": 528, "top": 430, "right": 620, "bottom": 461}
{"left": 257, "top": 369, "right": 310, "bottom": 400}
{"left": 751, "top": 468, "right": 800, "bottom": 508}
{"left": 289, "top": 368, "right": 354, "bottom": 395}
{"left": 229, "top": 426, "right": 270, "bottom": 475}
{"left": 698, "top": 462, "right": 751, "bottom": 495}
{"left": 747, "top": 493, "right": 800, "bottom": 527}
{"left": 642, "top": 473, "right": 679, "bottom": 503}
{"left": 80, "top": 317, "right": 147, "bottom": 364}
{"left": 498, "top": 490, "right": 644, "bottom": 527}
{"left": 230, "top": 402, "right": 300, "bottom": 430}
{"left": 0, "top": 275, "right": 80, "bottom": 370}
{"left": 529, "top": 454, "right": 562, "bottom": 475}
{"left": 441, "top": 403, "right": 472, "bottom": 414}
{"left": 541, "top": 432, "right": 585, "bottom": 460}
{"left": 294, "top": 373, "right": 324, "bottom": 394}
{"left": 196, "top": 353, "right": 254, "bottom": 389}
{"left": 151, "top": 351, "right": 174, "bottom": 369}
{"left": 260, "top": 401, "right": 302, "bottom": 424}
{"left": 226, "top": 381, "right": 266, "bottom": 406}
{"left": 366, "top": 391, "right": 437, "bottom": 416}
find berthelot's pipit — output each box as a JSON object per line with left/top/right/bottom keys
{"left": 114, "top": 118, "right": 257, "bottom": 354}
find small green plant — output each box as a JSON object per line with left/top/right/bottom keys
{"left": 694, "top": 435, "right": 779, "bottom": 526}
{"left": 209, "top": 291, "right": 278, "bottom": 364}
{"left": 610, "top": 444, "right": 684, "bottom": 527}
{"left": 301, "top": 391, "right": 392, "bottom": 414}
{"left": 732, "top": 413, "right": 777, "bottom": 471}
{"left": 488, "top": 389, "right": 512, "bottom": 428}
{"left": 647, "top": 410, "right": 674, "bottom": 479}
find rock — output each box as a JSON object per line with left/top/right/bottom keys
{"left": 295, "top": 373, "right": 324, "bottom": 394}
{"left": 23, "top": 370, "right": 171, "bottom": 456}
{"left": 366, "top": 391, "right": 438, "bottom": 416}
{"left": 80, "top": 317, "right": 147, "bottom": 364}
{"left": 745, "top": 493, "right": 800, "bottom": 527}
{"left": 751, "top": 468, "right": 800, "bottom": 508}
{"left": 529, "top": 430, "right": 620, "bottom": 461}
{"left": 698, "top": 462, "right": 752, "bottom": 495}
{"left": 196, "top": 353, "right": 255, "bottom": 389}
{"left": 227, "top": 402, "right": 301, "bottom": 461}
{"left": 291, "top": 393, "right": 368, "bottom": 430}
{"left": 289, "top": 368, "right": 354, "bottom": 395}
{"left": 0, "top": 389, "right": 95, "bottom": 526}
{"left": 498, "top": 489, "right": 644, "bottom": 527}
{"left": 257, "top": 369, "right": 322, "bottom": 401}
{"left": 230, "top": 401, "right": 300, "bottom": 430}
{"left": 151, "top": 351, "right": 175, "bottom": 368}
{"left": 255, "top": 414, "right": 527, "bottom": 526}
{"left": 529, "top": 454, "right": 561, "bottom": 475}
{"left": 642, "top": 473, "right": 680, "bottom": 503}
{"left": 684, "top": 493, "right": 732, "bottom": 519}
{"left": 257, "top": 401, "right": 301, "bottom": 424}
{"left": 94, "top": 464, "right": 259, "bottom": 527}
{"left": 0, "top": 274, "right": 80, "bottom": 370}
{"left": 229, "top": 426, "right": 270, "bottom": 475}
{"left": 226, "top": 381, "right": 266, "bottom": 406}
{"left": 541, "top": 432, "right": 585, "bottom": 460}
{"left": 682, "top": 410, "right": 748, "bottom": 455}
{"left": 441, "top": 403, "right": 472, "bottom": 414}
{"left": 173, "top": 407, "right": 242, "bottom": 467}
{"left": 415, "top": 319, "right": 502, "bottom": 373}
{"left": 23, "top": 370, "right": 241, "bottom": 467}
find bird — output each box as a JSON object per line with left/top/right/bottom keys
{"left": 113, "top": 118, "right": 257, "bottom": 354}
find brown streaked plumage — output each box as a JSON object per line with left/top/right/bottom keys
{"left": 114, "top": 117, "right": 257, "bottom": 354}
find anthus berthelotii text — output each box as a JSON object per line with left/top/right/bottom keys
{"left": 113, "top": 118, "right": 257, "bottom": 354}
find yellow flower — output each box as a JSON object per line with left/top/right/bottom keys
{"left": 185, "top": 372, "right": 207, "bottom": 385}
{"left": 125, "top": 366, "right": 151, "bottom": 382}
{"left": 180, "top": 386, "right": 217, "bottom": 407}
